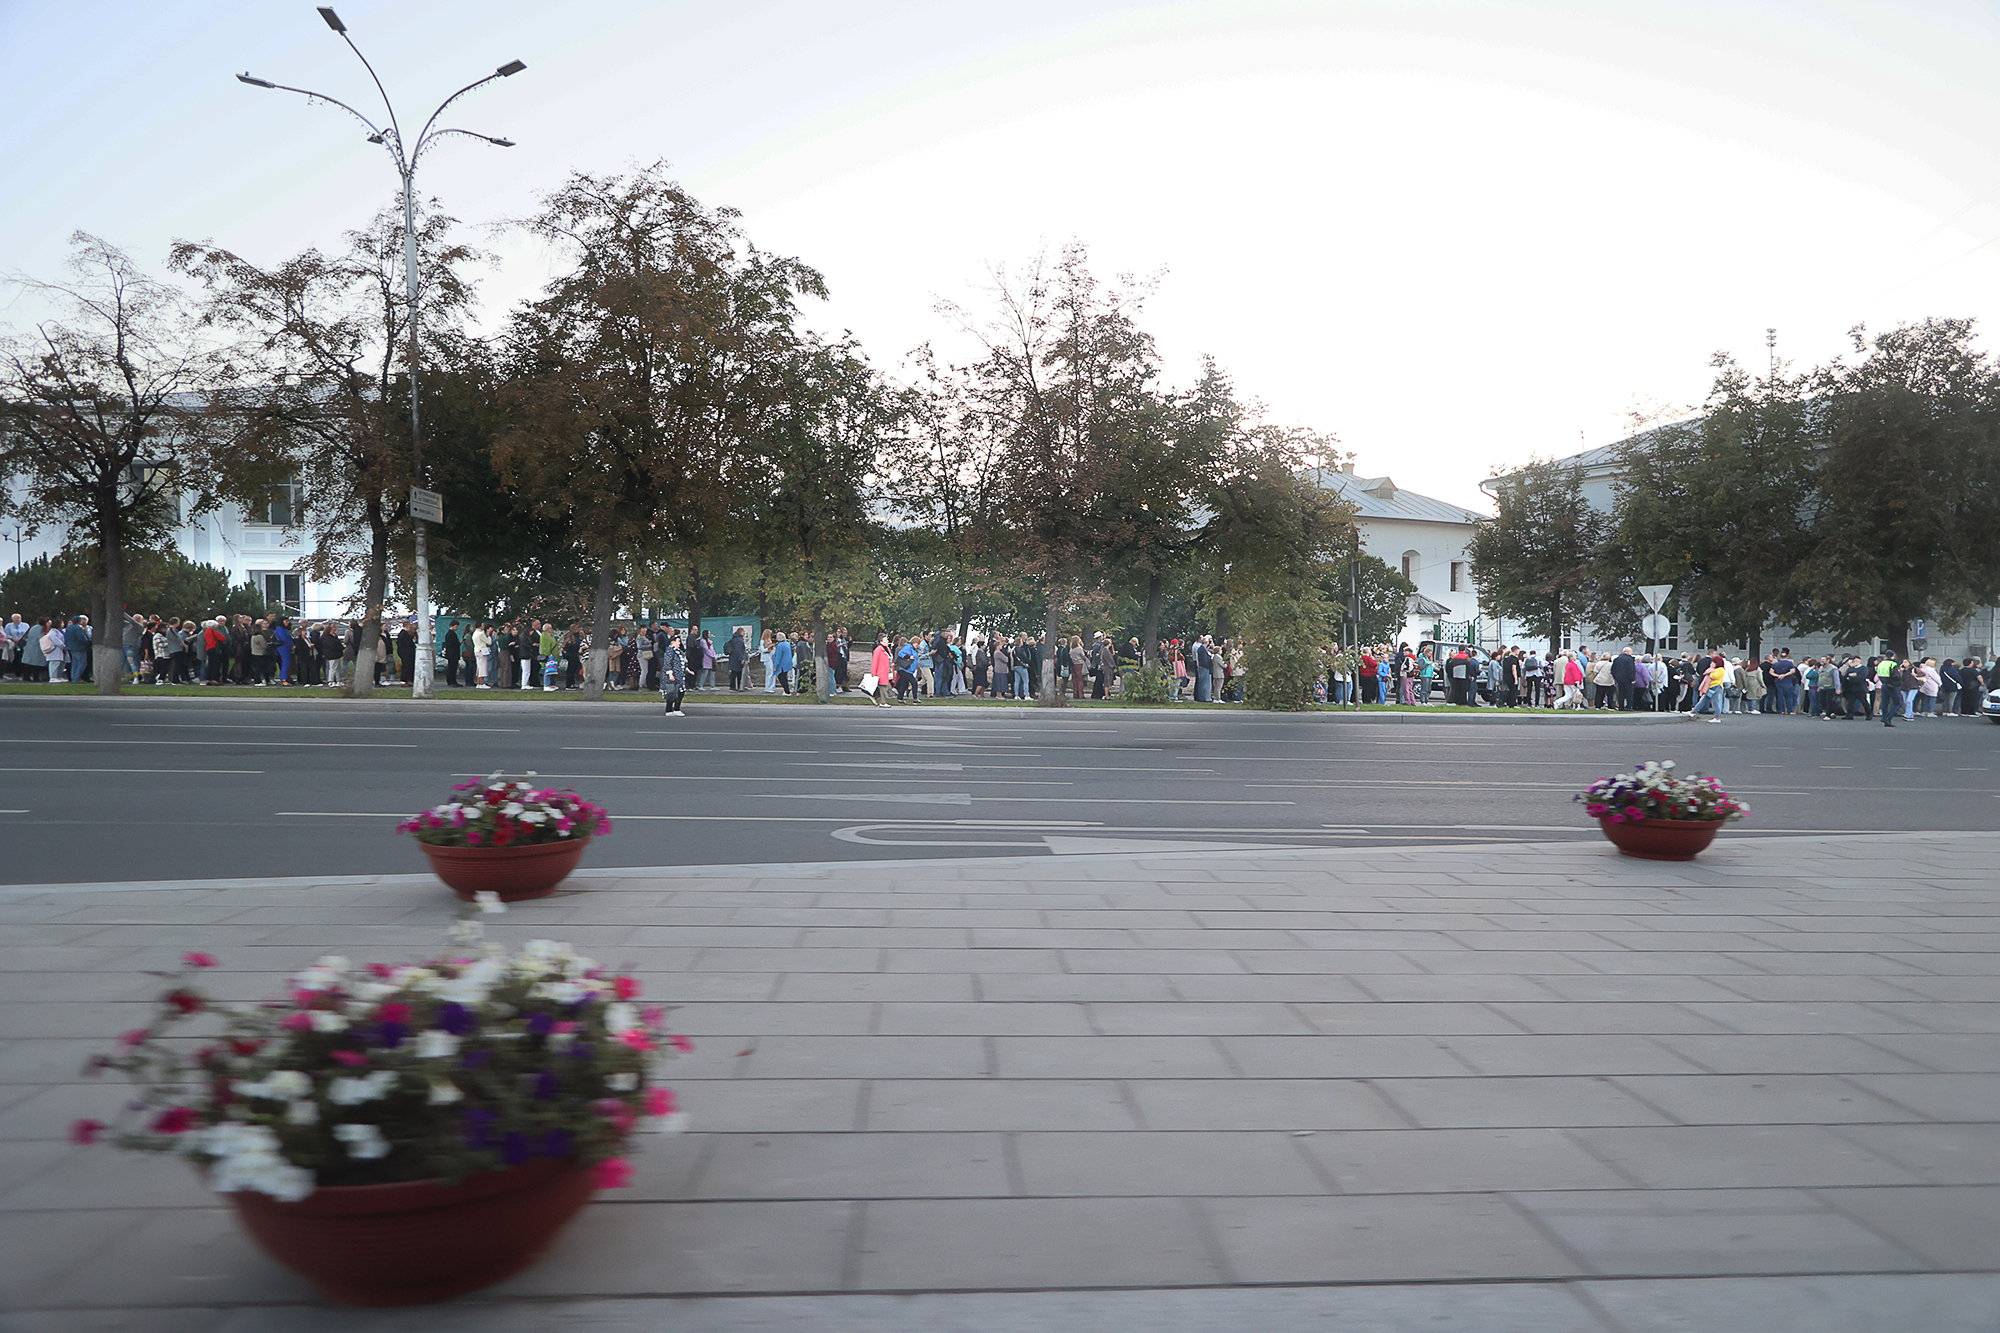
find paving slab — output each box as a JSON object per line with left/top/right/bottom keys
{"left": 2, "top": 830, "right": 1997, "bottom": 1327}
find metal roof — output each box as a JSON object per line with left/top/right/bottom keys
{"left": 1309, "top": 467, "right": 1487, "bottom": 527}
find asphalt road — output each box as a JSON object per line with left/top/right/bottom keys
{"left": 1, "top": 697, "right": 1995, "bottom": 885}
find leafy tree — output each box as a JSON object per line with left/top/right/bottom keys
{"left": 960, "top": 246, "right": 1156, "bottom": 705}
{"left": 499, "top": 163, "right": 823, "bottom": 700}
{"left": 0, "top": 234, "right": 226, "bottom": 692}
{"left": 1345, "top": 551, "right": 1418, "bottom": 647}
{"left": 1615, "top": 357, "right": 1819, "bottom": 654}
{"left": 1204, "top": 436, "right": 1356, "bottom": 710}
{"left": 743, "top": 337, "right": 901, "bottom": 700}
{"left": 1799, "top": 318, "right": 2000, "bottom": 652}
{"left": 1467, "top": 457, "right": 1613, "bottom": 656}
{"left": 172, "top": 202, "right": 480, "bottom": 696}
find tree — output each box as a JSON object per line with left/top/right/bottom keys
{"left": 1800, "top": 319, "right": 2000, "bottom": 652}
{"left": 958, "top": 246, "right": 1156, "bottom": 705}
{"left": 1347, "top": 551, "right": 1418, "bottom": 647}
{"left": 172, "top": 202, "right": 480, "bottom": 696}
{"left": 499, "top": 163, "right": 823, "bottom": 700}
{"left": 744, "top": 337, "right": 901, "bottom": 700}
{"left": 0, "top": 234, "right": 225, "bottom": 693}
{"left": 0, "top": 548, "right": 248, "bottom": 623}
{"left": 1467, "top": 457, "right": 1613, "bottom": 656}
{"left": 1204, "top": 435, "right": 1357, "bottom": 709}
{"left": 1615, "top": 357, "right": 1819, "bottom": 654}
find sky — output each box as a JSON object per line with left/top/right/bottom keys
{"left": 8, "top": 0, "right": 2000, "bottom": 511}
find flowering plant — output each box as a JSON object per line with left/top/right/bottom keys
{"left": 1577, "top": 760, "right": 1748, "bottom": 824}
{"left": 397, "top": 773, "right": 611, "bottom": 848}
{"left": 72, "top": 902, "right": 686, "bottom": 1201}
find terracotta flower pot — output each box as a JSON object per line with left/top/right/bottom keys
{"left": 1597, "top": 814, "right": 1724, "bottom": 861}
{"left": 228, "top": 1158, "right": 596, "bottom": 1306}
{"left": 418, "top": 838, "right": 589, "bottom": 901}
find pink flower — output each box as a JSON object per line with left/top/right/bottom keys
{"left": 552, "top": 1021, "right": 579, "bottom": 1035}
{"left": 182, "top": 952, "right": 219, "bottom": 969}
{"left": 668, "top": 1034, "right": 695, "bottom": 1054}
{"left": 618, "top": 1030, "right": 655, "bottom": 1052}
{"left": 612, "top": 976, "right": 641, "bottom": 1000}
{"left": 643, "top": 1087, "right": 677, "bottom": 1117}
{"left": 377, "top": 1002, "right": 412, "bottom": 1024}
{"left": 592, "top": 1156, "right": 634, "bottom": 1189}
{"left": 150, "top": 1106, "right": 196, "bottom": 1135}
{"left": 642, "top": 1005, "right": 666, "bottom": 1028}
{"left": 368, "top": 963, "right": 394, "bottom": 979}
{"left": 71, "top": 1118, "right": 105, "bottom": 1145}
{"left": 467, "top": 832, "right": 484, "bottom": 846}
{"left": 331, "top": 1050, "right": 368, "bottom": 1067}
{"left": 118, "top": 1029, "right": 149, "bottom": 1049}
{"left": 281, "top": 1012, "right": 313, "bottom": 1032}
{"left": 592, "top": 1097, "right": 637, "bottom": 1133}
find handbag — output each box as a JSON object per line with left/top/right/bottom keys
{"left": 858, "top": 672, "right": 880, "bottom": 695}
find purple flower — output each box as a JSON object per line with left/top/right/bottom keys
{"left": 541, "top": 1128, "right": 573, "bottom": 1159}
{"left": 376, "top": 1021, "right": 407, "bottom": 1049}
{"left": 526, "top": 1012, "right": 555, "bottom": 1036}
{"left": 462, "top": 1107, "right": 497, "bottom": 1150}
{"left": 533, "top": 1069, "right": 559, "bottom": 1100}
{"left": 436, "top": 1002, "right": 476, "bottom": 1036}
{"left": 503, "top": 1131, "right": 530, "bottom": 1166}
{"left": 569, "top": 1041, "right": 595, "bottom": 1063}
{"left": 461, "top": 1049, "right": 493, "bottom": 1070}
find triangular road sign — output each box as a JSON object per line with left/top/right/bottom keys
{"left": 1637, "top": 584, "right": 1673, "bottom": 613}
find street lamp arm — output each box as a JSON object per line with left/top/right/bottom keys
{"left": 414, "top": 128, "right": 517, "bottom": 162}
{"left": 412, "top": 70, "right": 514, "bottom": 162}
{"left": 331, "top": 29, "right": 405, "bottom": 156}
{"left": 236, "top": 75, "right": 395, "bottom": 159}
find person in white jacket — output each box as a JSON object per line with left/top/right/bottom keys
{"left": 471, "top": 624, "right": 494, "bottom": 688}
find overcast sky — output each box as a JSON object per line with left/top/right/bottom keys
{"left": 8, "top": 0, "right": 2000, "bottom": 510}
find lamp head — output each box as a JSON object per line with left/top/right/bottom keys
{"left": 491, "top": 137, "right": 516, "bottom": 147}
{"left": 236, "top": 72, "right": 277, "bottom": 88}
{"left": 497, "top": 60, "right": 526, "bottom": 77}
{"left": 317, "top": 7, "right": 346, "bottom": 32}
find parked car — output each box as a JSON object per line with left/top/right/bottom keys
{"left": 1418, "top": 641, "right": 1494, "bottom": 703}
{"left": 1982, "top": 686, "right": 2000, "bottom": 723}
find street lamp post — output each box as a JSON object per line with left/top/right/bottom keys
{"left": 238, "top": 7, "right": 523, "bottom": 699}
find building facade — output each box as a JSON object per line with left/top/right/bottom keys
{"left": 1312, "top": 465, "right": 1487, "bottom": 645}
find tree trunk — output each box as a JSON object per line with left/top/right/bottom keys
{"left": 1885, "top": 623, "right": 1910, "bottom": 656}
{"left": 1748, "top": 625, "right": 1763, "bottom": 659}
{"left": 957, "top": 605, "right": 971, "bottom": 644}
{"left": 1039, "top": 593, "right": 1062, "bottom": 707}
{"left": 811, "top": 611, "right": 831, "bottom": 703}
{"left": 347, "top": 523, "right": 389, "bottom": 698}
{"left": 1140, "top": 570, "right": 1163, "bottom": 664}
{"left": 94, "top": 518, "right": 123, "bottom": 695}
{"left": 582, "top": 557, "right": 615, "bottom": 702}
{"left": 1548, "top": 597, "right": 1562, "bottom": 660}
{"left": 686, "top": 569, "right": 703, "bottom": 650}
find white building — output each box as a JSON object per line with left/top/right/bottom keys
{"left": 1482, "top": 431, "right": 2000, "bottom": 661}
{"left": 1311, "top": 465, "right": 1487, "bottom": 645}
{"left": 4, "top": 472, "right": 359, "bottom": 621}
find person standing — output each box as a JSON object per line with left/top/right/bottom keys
{"left": 658, "top": 629, "right": 688, "bottom": 716}
{"left": 1875, "top": 655, "right": 1900, "bottom": 726}
{"left": 725, "top": 627, "right": 749, "bottom": 692}
{"left": 441, "top": 621, "right": 461, "bottom": 688}
{"left": 768, "top": 631, "right": 794, "bottom": 694}
{"left": 869, "top": 634, "right": 895, "bottom": 707}
{"left": 1095, "top": 634, "right": 1116, "bottom": 700}
{"left": 1769, "top": 649, "right": 1800, "bottom": 714}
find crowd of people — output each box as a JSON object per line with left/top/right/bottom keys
{"left": 1335, "top": 641, "right": 1995, "bottom": 722}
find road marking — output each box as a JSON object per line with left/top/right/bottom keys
{"left": 464, "top": 773, "right": 1069, "bottom": 786}
{"left": 113, "top": 723, "right": 520, "bottom": 733}
{"left": 7, "top": 767, "right": 264, "bottom": 775}
{"left": 8, "top": 739, "right": 415, "bottom": 749}
{"left": 799, "top": 762, "right": 963, "bottom": 770}
{"left": 772, "top": 792, "right": 974, "bottom": 805}
{"left": 759, "top": 793, "right": 1280, "bottom": 805}
{"left": 560, "top": 747, "right": 719, "bottom": 753}
{"left": 0, "top": 810, "right": 27, "bottom": 814}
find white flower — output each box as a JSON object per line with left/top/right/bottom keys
{"left": 328, "top": 1070, "right": 397, "bottom": 1105}
{"left": 530, "top": 980, "right": 587, "bottom": 1005}
{"left": 501, "top": 803, "right": 525, "bottom": 817}
{"left": 604, "top": 1002, "right": 639, "bottom": 1035}
{"left": 309, "top": 1011, "right": 351, "bottom": 1034}
{"left": 349, "top": 981, "right": 395, "bottom": 1003}
{"left": 292, "top": 956, "right": 351, "bottom": 991}
{"left": 285, "top": 1098, "right": 319, "bottom": 1126}
{"left": 427, "top": 1078, "right": 462, "bottom": 1106}
{"left": 333, "top": 1122, "right": 390, "bottom": 1159}
{"left": 475, "top": 891, "right": 507, "bottom": 915}
{"left": 605, "top": 1072, "right": 638, "bottom": 1092}
{"left": 200, "top": 1123, "right": 315, "bottom": 1202}
{"left": 239, "top": 1070, "right": 311, "bottom": 1102}
{"left": 518, "top": 811, "right": 547, "bottom": 824}
{"left": 415, "top": 1030, "right": 459, "bottom": 1060}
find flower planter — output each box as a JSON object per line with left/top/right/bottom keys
{"left": 419, "top": 839, "right": 589, "bottom": 901}
{"left": 1597, "top": 815, "right": 1724, "bottom": 861}
{"left": 228, "top": 1157, "right": 596, "bottom": 1306}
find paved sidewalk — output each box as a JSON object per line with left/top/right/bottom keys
{"left": 2, "top": 831, "right": 1997, "bottom": 1331}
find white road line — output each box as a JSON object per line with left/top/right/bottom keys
{"left": 8, "top": 738, "right": 416, "bottom": 748}
{"left": 113, "top": 723, "right": 521, "bottom": 732}
{"left": 464, "top": 773, "right": 1070, "bottom": 786}
{"left": 6, "top": 767, "right": 264, "bottom": 775}
{"left": 558, "top": 747, "right": 720, "bottom": 753}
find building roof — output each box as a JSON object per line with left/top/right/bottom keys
{"left": 1309, "top": 467, "right": 1487, "bottom": 527}
{"left": 1480, "top": 418, "right": 1702, "bottom": 490}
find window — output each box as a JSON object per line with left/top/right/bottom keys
{"left": 1662, "top": 619, "right": 1679, "bottom": 650}
{"left": 1561, "top": 628, "right": 1574, "bottom": 651}
{"left": 1449, "top": 561, "right": 1469, "bottom": 593}
{"left": 123, "top": 463, "right": 181, "bottom": 523}
{"left": 1401, "top": 551, "right": 1421, "bottom": 583}
{"left": 258, "top": 572, "right": 302, "bottom": 610}
{"left": 253, "top": 475, "right": 303, "bottom": 527}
